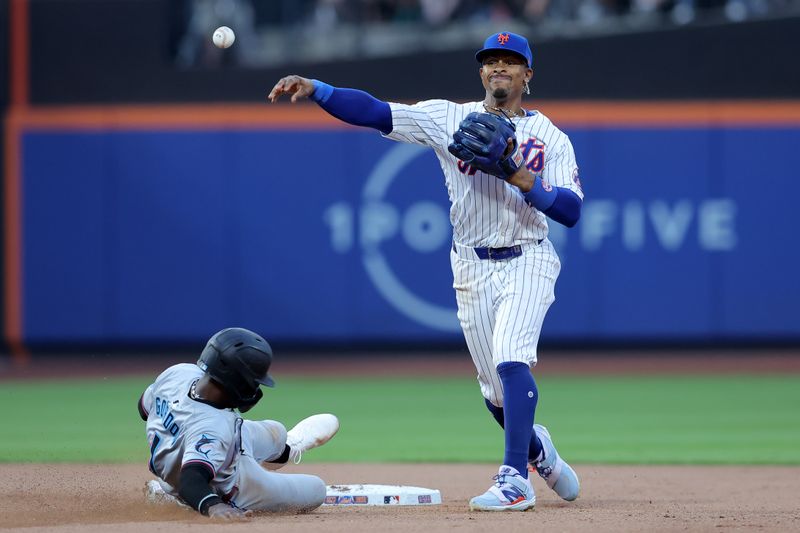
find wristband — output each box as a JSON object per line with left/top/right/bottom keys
{"left": 310, "top": 80, "right": 333, "bottom": 104}
{"left": 524, "top": 177, "right": 558, "bottom": 211}
{"left": 198, "top": 494, "right": 224, "bottom": 515}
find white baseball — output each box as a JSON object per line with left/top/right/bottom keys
{"left": 212, "top": 26, "right": 235, "bottom": 49}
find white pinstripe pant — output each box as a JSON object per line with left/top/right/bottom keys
{"left": 450, "top": 239, "right": 561, "bottom": 407}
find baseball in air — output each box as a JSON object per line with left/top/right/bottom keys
{"left": 212, "top": 26, "right": 235, "bottom": 49}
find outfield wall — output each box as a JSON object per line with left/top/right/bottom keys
{"left": 7, "top": 102, "right": 800, "bottom": 345}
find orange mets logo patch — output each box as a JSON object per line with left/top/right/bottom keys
{"left": 497, "top": 33, "right": 510, "bottom": 45}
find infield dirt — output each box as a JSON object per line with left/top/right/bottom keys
{"left": 3, "top": 351, "right": 799, "bottom": 531}
{"left": 1, "top": 462, "right": 799, "bottom": 532}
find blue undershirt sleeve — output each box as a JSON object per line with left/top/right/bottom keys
{"left": 544, "top": 187, "right": 582, "bottom": 228}
{"left": 310, "top": 80, "right": 393, "bottom": 135}
{"left": 524, "top": 178, "right": 582, "bottom": 228}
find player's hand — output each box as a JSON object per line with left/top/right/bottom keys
{"left": 503, "top": 137, "right": 515, "bottom": 158}
{"left": 207, "top": 502, "right": 252, "bottom": 521}
{"left": 268, "top": 75, "right": 315, "bottom": 103}
{"left": 448, "top": 112, "right": 521, "bottom": 180}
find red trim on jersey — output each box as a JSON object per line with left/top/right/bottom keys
{"left": 137, "top": 393, "right": 149, "bottom": 421}
{"left": 182, "top": 459, "right": 216, "bottom": 478}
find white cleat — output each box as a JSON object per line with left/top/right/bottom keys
{"left": 286, "top": 413, "right": 340, "bottom": 464}
{"left": 469, "top": 465, "right": 536, "bottom": 512}
{"left": 263, "top": 413, "right": 340, "bottom": 470}
{"left": 530, "top": 424, "right": 580, "bottom": 501}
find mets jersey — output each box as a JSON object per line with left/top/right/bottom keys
{"left": 141, "top": 363, "right": 241, "bottom": 496}
{"left": 384, "top": 100, "right": 583, "bottom": 247}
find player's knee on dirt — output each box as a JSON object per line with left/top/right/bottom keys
{"left": 307, "top": 475, "right": 327, "bottom": 509}
{"left": 290, "top": 475, "right": 327, "bottom": 512}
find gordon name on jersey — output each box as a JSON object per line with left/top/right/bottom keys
{"left": 141, "top": 364, "right": 242, "bottom": 494}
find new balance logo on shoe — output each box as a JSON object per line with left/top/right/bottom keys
{"left": 469, "top": 465, "right": 536, "bottom": 512}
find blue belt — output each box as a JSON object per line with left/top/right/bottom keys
{"left": 474, "top": 245, "right": 523, "bottom": 260}
{"left": 454, "top": 241, "right": 541, "bottom": 260}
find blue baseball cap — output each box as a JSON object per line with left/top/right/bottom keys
{"left": 475, "top": 31, "right": 533, "bottom": 68}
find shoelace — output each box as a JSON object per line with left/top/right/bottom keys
{"left": 287, "top": 440, "right": 303, "bottom": 464}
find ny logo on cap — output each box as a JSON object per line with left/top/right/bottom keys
{"left": 497, "top": 33, "right": 510, "bottom": 45}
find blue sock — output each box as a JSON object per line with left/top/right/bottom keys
{"left": 529, "top": 426, "right": 544, "bottom": 463}
{"left": 496, "top": 361, "right": 538, "bottom": 478}
{"left": 484, "top": 395, "right": 544, "bottom": 463}
{"left": 484, "top": 398, "right": 505, "bottom": 427}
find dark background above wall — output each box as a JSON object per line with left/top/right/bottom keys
{"left": 26, "top": 0, "right": 800, "bottom": 104}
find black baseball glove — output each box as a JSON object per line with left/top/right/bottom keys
{"left": 448, "top": 112, "right": 523, "bottom": 180}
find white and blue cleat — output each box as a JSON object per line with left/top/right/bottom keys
{"left": 469, "top": 465, "right": 536, "bottom": 511}
{"left": 530, "top": 424, "right": 580, "bottom": 501}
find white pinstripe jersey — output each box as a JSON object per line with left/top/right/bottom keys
{"left": 384, "top": 100, "right": 583, "bottom": 247}
{"left": 141, "top": 364, "right": 241, "bottom": 495}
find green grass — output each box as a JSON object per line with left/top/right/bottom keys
{"left": 1, "top": 374, "right": 798, "bottom": 464}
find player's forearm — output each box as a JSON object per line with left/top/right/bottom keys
{"left": 511, "top": 168, "right": 582, "bottom": 227}
{"left": 178, "top": 463, "right": 223, "bottom": 515}
{"left": 506, "top": 166, "right": 535, "bottom": 194}
{"left": 310, "top": 81, "right": 393, "bottom": 134}
{"left": 542, "top": 187, "right": 582, "bottom": 227}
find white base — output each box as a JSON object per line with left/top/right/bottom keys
{"left": 324, "top": 484, "right": 441, "bottom": 506}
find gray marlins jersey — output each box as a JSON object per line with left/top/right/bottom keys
{"left": 141, "top": 364, "right": 241, "bottom": 496}
{"left": 384, "top": 100, "right": 583, "bottom": 247}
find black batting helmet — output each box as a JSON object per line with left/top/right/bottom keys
{"left": 197, "top": 327, "right": 275, "bottom": 412}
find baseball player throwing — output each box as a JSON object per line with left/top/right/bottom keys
{"left": 138, "top": 327, "right": 339, "bottom": 518}
{"left": 269, "top": 31, "right": 581, "bottom": 511}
